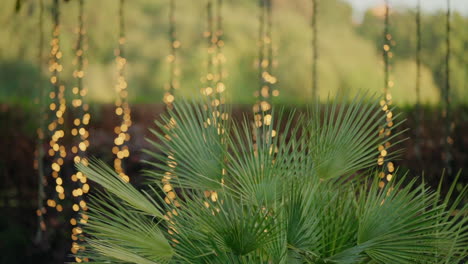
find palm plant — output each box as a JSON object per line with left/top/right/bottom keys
{"left": 75, "top": 95, "right": 467, "bottom": 263}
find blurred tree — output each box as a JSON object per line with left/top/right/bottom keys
{"left": 359, "top": 8, "right": 468, "bottom": 103}
{"left": 0, "top": 61, "right": 45, "bottom": 106}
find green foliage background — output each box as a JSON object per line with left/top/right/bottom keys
{"left": 0, "top": 0, "right": 466, "bottom": 105}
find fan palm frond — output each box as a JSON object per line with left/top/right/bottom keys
{"left": 76, "top": 191, "right": 173, "bottom": 264}
{"left": 75, "top": 96, "right": 467, "bottom": 264}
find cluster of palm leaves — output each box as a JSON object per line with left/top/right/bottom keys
{"left": 76, "top": 95, "right": 467, "bottom": 263}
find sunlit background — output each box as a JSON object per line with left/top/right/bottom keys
{"left": 1, "top": 0, "right": 467, "bottom": 105}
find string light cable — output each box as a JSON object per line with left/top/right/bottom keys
{"left": 442, "top": 0, "right": 454, "bottom": 177}
{"left": 311, "top": 0, "right": 318, "bottom": 100}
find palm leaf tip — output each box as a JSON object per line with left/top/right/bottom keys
{"left": 76, "top": 159, "right": 164, "bottom": 219}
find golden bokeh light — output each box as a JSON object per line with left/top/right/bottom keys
{"left": 67, "top": 0, "right": 90, "bottom": 259}
{"left": 253, "top": 0, "right": 277, "bottom": 131}
{"left": 113, "top": 0, "right": 132, "bottom": 182}
{"left": 46, "top": 0, "right": 67, "bottom": 215}
{"left": 201, "top": 0, "right": 227, "bottom": 113}
{"left": 377, "top": 0, "right": 394, "bottom": 188}
{"left": 164, "top": 0, "right": 180, "bottom": 109}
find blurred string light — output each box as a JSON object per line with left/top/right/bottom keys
{"left": 34, "top": 0, "right": 46, "bottom": 243}
{"left": 163, "top": 0, "right": 180, "bottom": 110}
{"left": 203, "top": 0, "right": 227, "bottom": 113}
{"left": 311, "top": 0, "right": 318, "bottom": 100}
{"left": 377, "top": 0, "right": 395, "bottom": 188}
{"left": 414, "top": 0, "right": 423, "bottom": 160}
{"left": 200, "top": 0, "right": 227, "bottom": 108}
{"left": 69, "top": 0, "right": 90, "bottom": 261}
{"left": 442, "top": 0, "right": 454, "bottom": 176}
{"left": 46, "top": 0, "right": 67, "bottom": 213}
{"left": 162, "top": 0, "right": 181, "bottom": 208}
{"left": 201, "top": 0, "right": 215, "bottom": 99}
{"left": 215, "top": 0, "right": 227, "bottom": 113}
{"left": 112, "top": 0, "right": 132, "bottom": 182}
{"left": 253, "top": 0, "right": 277, "bottom": 131}
{"left": 200, "top": 0, "right": 227, "bottom": 204}
{"left": 200, "top": 0, "right": 228, "bottom": 125}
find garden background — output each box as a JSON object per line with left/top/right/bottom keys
{"left": 0, "top": 0, "right": 467, "bottom": 263}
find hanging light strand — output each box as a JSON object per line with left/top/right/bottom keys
{"left": 215, "top": 0, "right": 227, "bottom": 111}
{"left": 414, "top": 0, "right": 423, "bottom": 160}
{"left": 70, "top": 0, "right": 90, "bottom": 261}
{"left": 442, "top": 0, "right": 454, "bottom": 176}
{"left": 266, "top": 0, "right": 274, "bottom": 94}
{"left": 46, "top": 0, "right": 67, "bottom": 212}
{"left": 163, "top": 0, "right": 179, "bottom": 109}
{"left": 377, "top": 0, "right": 395, "bottom": 188}
{"left": 200, "top": 0, "right": 227, "bottom": 121}
{"left": 253, "top": 0, "right": 277, "bottom": 131}
{"left": 162, "top": 0, "right": 181, "bottom": 209}
{"left": 214, "top": 0, "right": 228, "bottom": 201}
{"left": 415, "top": 0, "right": 421, "bottom": 107}
{"left": 112, "top": 0, "right": 132, "bottom": 182}
{"left": 34, "top": 0, "right": 46, "bottom": 243}
{"left": 255, "top": 0, "right": 265, "bottom": 110}
{"left": 201, "top": 0, "right": 215, "bottom": 99}
{"left": 254, "top": 0, "right": 266, "bottom": 118}
{"left": 311, "top": 0, "right": 318, "bottom": 100}
{"left": 199, "top": 0, "right": 228, "bottom": 207}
